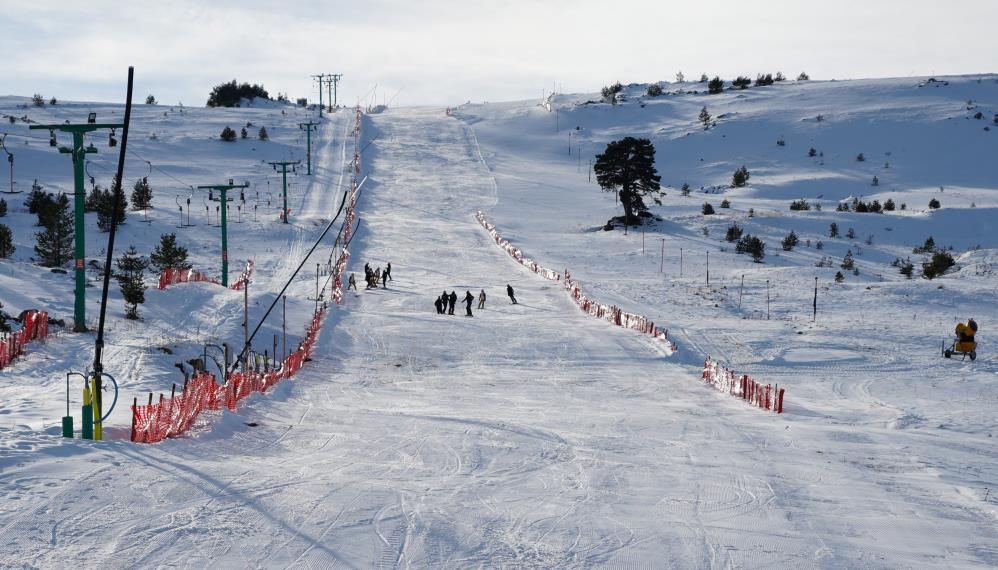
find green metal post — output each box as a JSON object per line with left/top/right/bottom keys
{"left": 280, "top": 168, "right": 288, "bottom": 224}
{"left": 71, "top": 132, "right": 87, "bottom": 331}
{"left": 299, "top": 122, "right": 318, "bottom": 175}
{"left": 220, "top": 187, "right": 229, "bottom": 286}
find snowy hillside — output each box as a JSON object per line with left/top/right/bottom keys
{"left": 1, "top": 76, "right": 997, "bottom": 568}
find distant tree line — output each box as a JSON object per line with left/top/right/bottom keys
{"left": 207, "top": 80, "right": 271, "bottom": 107}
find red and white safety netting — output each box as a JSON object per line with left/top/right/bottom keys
{"left": 475, "top": 211, "right": 677, "bottom": 353}
{"left": 157, "top": 260, "right": 254, "bottom": 291}
{"left": 332, "top": 107, "right": 364, "bottom": 305}
{"left": 157, "top": 267, "right": 221, "bottom": 290}
{"left": 230, "top": 260, "right": 254, "bottom": 291}
{"left": 0, "top": 310, "right": 49, "bottom": 370}
{"left": 702, "top": 357, "right": 785, "bottom": 413}
{"left": 131, "top": 305, "right": 328, "bottom": 443}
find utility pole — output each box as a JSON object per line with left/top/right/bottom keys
{"left": 767, "top": 279, "right": 771, "bottom": 320}
{"left": 706, "top": 250, "right": 709, "bottom": 285}
{"left": 268, "top": 160, "right": 301, "bottom": 223}
{"left": 311, "top": 74, "right": 326, "bottom": 118}
{"left": 299, "top": 121, "right": 319, "bottom": 175}
{"left": 197, "top": 179, "right": 249, "bottom": 287}
{"left": 659, "top": 239, "right": 665, "bottom": 273}
{"left": 30, "top": 117, "right": 124, "bottom": 332}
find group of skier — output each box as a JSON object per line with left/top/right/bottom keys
{"left": 435, "top": 284, "right": 517, "bottom": 317}
{"left": 347, "top": 262, "right": 392, "bottom": 290}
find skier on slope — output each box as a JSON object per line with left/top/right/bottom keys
{"left": 348, "top": 273, "right": 357, "bottom": 290}
{"left": 434, "top": 296, "right": 443, "bottom": 314}
{"left": 448, "top": 291, "right": 457, "bottom": 315}
{"left": 381, "top": 269, "right": 388, "bottom": 288}
{"left": 385, "top": 262, "right": 393, "bottom": 281}
{"left": 464, "top": 290, "right": 475, "bottom": 316}
{"left": 477, "top": 289, "right": 486, "bottom": 309}
{"left": 507, "top": 284, "right": 517, "bottom": 304}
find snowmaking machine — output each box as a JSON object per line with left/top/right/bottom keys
{"left": 943, "top": 319, "right": 978, "bottom": 361}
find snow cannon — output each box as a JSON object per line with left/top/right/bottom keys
{"left": 943, "top": 319, "right": 978, "bottom": 361}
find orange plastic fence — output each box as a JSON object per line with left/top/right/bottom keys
{"left": 0, "top": 310, "right": 49, "bottom": 370}
{"left": 702, "top": 357, "right": 784, "bottom": 413}
{"left": 131, "top": 305, "right": 328, "bottom": 443}
{"left": 475, "top": 211, "right": 677, "bottom": 352}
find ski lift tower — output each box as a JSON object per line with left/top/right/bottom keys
{"left": 30, "top": 115, "right": 124, "bottom": 332}
{"left": 267, "top": 160, "right": 301, "bottom": 224}
{"left": 197, "top": 179, "right": 249, "bottom": 287}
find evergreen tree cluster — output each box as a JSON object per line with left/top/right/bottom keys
{"left": 789, "top": 199, "right": 811, "bottom": 211}
{"left": 220, "top": 126, "right": 237, "bottom": 141}
{"left": 207, "top": 80, "right": 271, "bottom": 107}
{"left": 735, "top": 234, "right": 765, "bottom": 262}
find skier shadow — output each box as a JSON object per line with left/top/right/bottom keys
{"left": 115, "top": 445, "right": 348, "bottom": 563}
{"left": 488, "top": 302, "right": 551, "bottom": 313}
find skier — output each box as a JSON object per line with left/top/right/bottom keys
{"left": 385, "top": 262, "right": 393, "bottom": 281}
{"left": 507, "top": 284, "right": 517, "bottom": 304}
{"left": 464, "top": 290, "right": 474, "bottom": 316}
{"left": 381, "top": 269, "right": 388, "bottom": 288}
{"left": 347, "top": 273, "right": 357, "bottom": 290}
{"left": 477, "top": 289, "right": 486, "bottom": 309}
{"left": 448, "top": 291, "right": 457, "bottom": 315}
{"left": 434, "top": 296, "right": 443, "bottom": 314}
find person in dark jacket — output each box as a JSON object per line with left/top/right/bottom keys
{"left": 434, "top": 296, "right": 443, "bottom": 314}
{"left": 448, "top": 291, "right": 457, "bottom": 315}
{"left": 477, "top": 289, "right": 486, "bottom": 309}
{"left": 464, "top": 290, "right": 474, "bottom": 316}
{"left": 381, "top": 270, "right": 388, "bottom": 288}
{"left": 507, "top": 284, "right": 517, "bottom": 304}
{"left": 385, "top": 262, "right": 393, "bottom": 281}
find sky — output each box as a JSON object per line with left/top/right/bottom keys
{"left": 3, "top": 0, "right": 997, "bottom": 107}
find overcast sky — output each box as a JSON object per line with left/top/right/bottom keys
{"left": 4, "top": 0, "right": 997, "bottom": 107}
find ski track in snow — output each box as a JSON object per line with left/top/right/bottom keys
{"left": 1, "top": 83, "right": 997, "bottom": 568}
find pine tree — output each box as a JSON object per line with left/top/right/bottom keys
{"left": 131, "top": 177, "right": 153, "bottom": 210}
{"left": 681, "top": 183, "right": 690, "bottom": 196}
{"left": 725, "top": 224, "right": 743, "bottom": 242}
{"left": 0, "top": 223, "right": 14, "bottom": 258}
{"left": 699, "top": 106, "right": 711, "bottom": 129}
{"left": 258, "top": 126, "right": 269, "bottom": 140}
{"left": 829, "top": 223, "right": 839, "bottom": 237}
{"left": 149, "top": 233, "right": 192, "bottom": 273}
{"left": 240, "top": 127, "right": 248, "bottom": 139}
{"left": 145, "top": 95, "right": 157, "bottom": 105}
{"left": 736, "top": 234, "right": 766, "bottom": 262}
{"left": 25, "top": 182, "right": 48, "bottom": 215}
{"left": 841, "top": 250, "right": 855, "bottom": 270}
{"left": 594, "top": 137, "right": 662, "bottom": 225}
{"left": 0, "top": 198, "right": 6, "bottom": 217}
{"left": 0, "top": 301, "right": 10, "bottom": 332}
{"left": 781, "top": 230, "right": 799, "bottom": 251}
{"left": 220, "top": 126, "right": 237, "bottom": 141}
{"left": 34, "top": 193, "right": 74, "bottom": 267}
{"left": 97, "top": 177, "right": 127, "bottom": 231}
{"left": 85, "top": 184, "right": 103, "bottom": 212}
{"left": 702, "top": 203, "right": 715, "bottom": 215}
{"left": 32, "top": 94, "right": 45, "bottom": 107}
{"left": 732, "top": 165, "right": 750, "bottom": 187}
{"left": 834, "top": 271, "right": 844, "bottom": 283}
{"left": 115, "top": 246, "right": 148, "bottom": 320}
{"left": 708, "top": 77, "right": 724, "bottom": 94}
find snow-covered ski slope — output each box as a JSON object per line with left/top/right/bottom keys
{"left": 1, "top": 75, "right": 997, "bottom": 567}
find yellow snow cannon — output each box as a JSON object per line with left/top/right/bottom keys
{"left": 944, "top": 319, "right": 978, "bottom": 361}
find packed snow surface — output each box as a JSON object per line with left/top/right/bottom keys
{"left": 1, "top": 75, "right": 997, "bottom": 568}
